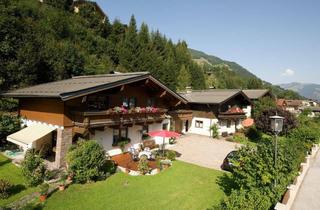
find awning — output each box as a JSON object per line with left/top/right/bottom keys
{"left": 7, "top": 124, "right": 56, "bottom": 150}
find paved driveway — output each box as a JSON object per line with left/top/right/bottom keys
{"left": 170, "top": 134, "right": 241, "bottom": 170}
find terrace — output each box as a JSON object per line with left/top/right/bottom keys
{"left": 71, "top": 107, "right": 168, "bottom": 128}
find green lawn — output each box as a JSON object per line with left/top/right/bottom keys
{"left": 43, "top": 161, "right": 226, "bottom": 210}
{"left": 0, "top": 154, "right": 37, "bottom": 207}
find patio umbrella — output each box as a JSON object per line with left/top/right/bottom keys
{"left": 148, "top": 130, "right": 180, "bottom": 156}
{"left": 242, "top": 118, "right": 254, "bottom": 127}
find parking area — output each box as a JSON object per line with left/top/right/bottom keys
{"left": 171, "top": 134, "right": 241, "bottom": 170}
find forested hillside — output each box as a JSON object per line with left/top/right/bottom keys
{"left": 190, "top": 49, "right": 303, "bottom": 99}
{"left": 0, "top": 0, "right": 302, "bottom": 99}
{"left": 0, "top": 0, "right": 206, "bottom": 92}
{"left": 190, "top": 48, "right": 257, "bottom": 78}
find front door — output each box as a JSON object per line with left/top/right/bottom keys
{"left": 185, "top": 120, "right": 189, "bottom": 132}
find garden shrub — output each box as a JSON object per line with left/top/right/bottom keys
{"left": 245, "top": 126, "right": 262, "bottom": 142}
{"left": 138, "top": 156, "right": 149, "bottom": 175}
{"left": 165, "top": 150, "right": 176, "bottom": 161}
{"left": 67, "top": 140, "right": 110, "bottom": 183}
{"left": 21, "top": 149, "right": 46, "bottom": 187}
{"left": 0, "top": 179, "right": 12, "bottom": 199}
{"left": 0, "top": 114, "right": 20, "bottom": 145}
{"left": 0, "top": 98, "right": 18, "bottom": 112}
{"left": 214, "top": 116, "right": 320, "bottom": 209}
{"left": 233, "top": 133, "right": 248, "bottom": 143}
{"left": 289, "top": 125, "right": 320, "bottom": 152}
{"left": 218, "top": 138, "right": 306, "bottom": 209}
{"left": 118, "top": 141, "right": 127, "bottom": 153}
{"left": 255, "top": 108, "right": 297, "bottom": 135}
{"left": 252, "top": 96, "right": 276, "bottom": 118}
{"left": 210, "top": 124, "right": 219, "bottom": 138}
{"left": 214, "top": 188, "right": 271, "bottom": 210}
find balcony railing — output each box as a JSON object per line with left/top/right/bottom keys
{"left": 71, "top": 107, "right": 168, "bottom": 128}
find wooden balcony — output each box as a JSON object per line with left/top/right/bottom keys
{"left": 71, "top": 108, "right": 168, "bottom": 128}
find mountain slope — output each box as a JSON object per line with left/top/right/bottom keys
{"left": 189, "top": 48, "right": 257, "bottom": 78}
{"left": 280, "top": 82, "right": 320, "bottom": 101}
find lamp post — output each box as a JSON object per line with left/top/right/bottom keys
{"left": 269, "top": 115, "right": 284, "bottom": 186}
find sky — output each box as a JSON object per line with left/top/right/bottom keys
{"left": 96, "top": 0, "right": 320, "bottom": 85}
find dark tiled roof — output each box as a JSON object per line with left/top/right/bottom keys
{"left": 179, "top": 89, "right": 247, "bottom": 104}
{"left": 242, "top": 89, "right": 270, "bottom": 100}
{"left": 1, "top": 72, "right": 190, "bottom": 103}
{"left": 2, "top": 72, "right": 149, "bottom": 100}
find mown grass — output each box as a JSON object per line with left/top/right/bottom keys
{"left": 43, "top": 161, "right": 226, "bottom": 210}
{"left": 0, "top": 154, "right": 37, "bottom": 207}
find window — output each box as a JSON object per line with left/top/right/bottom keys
{"left": 113, "top": 127, "right": 128, "bottom": 145}
{"left": 87, "top": 95, "right": 109, "bottom": 110}
{"left": 122, "top": 97, "right": 128, "bottom": 108}
{"left": 195, "top": 120, "right": 203, "bottom": 128}
{"left": 162, "top": 123, "right": 169, "bottom": 130}
{"left": 129, "top": 97, "right": 137, "bottom": 108}
{"left": 147, "top": 98, "right": 155, "bottom": 107}
{"left": 122, "top": 97, "right": 137, "bottom": 108}
{"left": 227, "top": 120, "right": 231, "bottom": 128}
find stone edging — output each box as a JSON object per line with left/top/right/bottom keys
{"left": 274, "top": 144, "right": 319, "bottom": 210}
{"left": 117, "top": 166, "right": 160, "bottom": 176}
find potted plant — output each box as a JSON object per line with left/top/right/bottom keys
{"left": 58, "top": 173, "right": 67, "bottom": 191}
{"left": 39, "top": 183, "right": 49, "bottom": 202}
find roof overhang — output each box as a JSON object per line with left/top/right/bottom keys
{"left": 185, "top": 90, "right": 252, "bottom": 106}
{"left": 59, "top": 74, "right": 188, "bottom": 103}
{"left": 1, "top": 73, "right": 188, "bottom": 104}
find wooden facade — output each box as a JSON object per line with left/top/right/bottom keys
{"left": 18, "top": 79, "right": 183, "bottom": 130}
{"left": 19, "top": 98, "right": 66, "bottom": 126}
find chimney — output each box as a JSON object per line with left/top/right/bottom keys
{"left": 186, "top": 86, "right": 192, "bottom": 93}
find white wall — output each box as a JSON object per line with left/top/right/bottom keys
{"left": 219, "top": 120, "right": 236, "bottom": 135}
{"left": 188, "top": 117, "right": 218, "bottom": 137}
{"left": 186, "top": 117, "right": 242, "bottom": 136}
{"left": 243, "top": 105, "right": 252, "bottom": 118}
{"left": 91, "top": 119, "right": 170, "bottom": 152}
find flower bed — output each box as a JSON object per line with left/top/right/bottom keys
{"left": 111, "top": 153, "right": 172, "bottom": 176}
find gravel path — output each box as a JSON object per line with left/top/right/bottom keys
{"left": 171, "top": 134, "right": 241, "bottom": 170}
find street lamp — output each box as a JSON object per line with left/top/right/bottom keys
{"left": 269, "top": 115, "right": 284, "bottom": 186}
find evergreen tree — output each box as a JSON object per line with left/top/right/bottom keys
{"left": 247, "top": 78, "right": 263, "bottom": 89}
{"left": 118, "top": 15, "right": 139, "bottom": 71}
{"left": 177, "top": 65, "right": 191, "bottom": 91}
{"left": 106, "top": 19, "right": 125, "bottom": 65}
